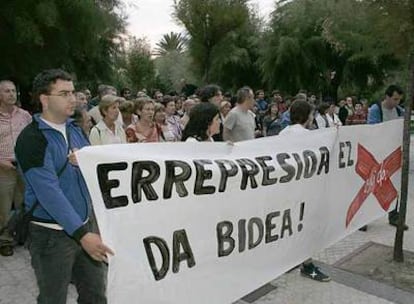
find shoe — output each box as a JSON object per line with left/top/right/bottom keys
{"left": 0, "top": 244, "right": 14, "bottom": 256}
{"left": 358, "top": 225, "right": 368, "bottom": 232}
{"left": 301, "top": 263, "right": 331, "bottom": 282}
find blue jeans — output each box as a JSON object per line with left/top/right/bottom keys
{"left": 28, "top": 221, "right": 106, "bottom": 304}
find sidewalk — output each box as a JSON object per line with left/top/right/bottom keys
{"left": 1, "top": 141, "right": 414, "bottom": 304}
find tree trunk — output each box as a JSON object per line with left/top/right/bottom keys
{"left": 393, "top": 50, "right": 414, "bottom": 262}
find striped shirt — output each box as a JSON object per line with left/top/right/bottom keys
{"left": 0, "top": 106, "right": 32, "bottom": 160}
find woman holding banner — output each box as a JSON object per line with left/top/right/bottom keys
{"left": 182, "top": 103, "right": 220, "bottom": 142}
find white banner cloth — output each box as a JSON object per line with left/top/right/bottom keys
{"left": 77, "top": 120, "right": 403, "bottom": 304}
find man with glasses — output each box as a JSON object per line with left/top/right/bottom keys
{"left": 0, "top": 80, "right": 32, "bottom": 256}
{"left": 15, "top": 69, "right": 113, "bottom": 303}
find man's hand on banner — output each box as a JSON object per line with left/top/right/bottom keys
{"left": 80, "top": 232, "right": 114, "bottom": 262}
{"left": 69, "top": 148, "right": 79, "bottom": 166}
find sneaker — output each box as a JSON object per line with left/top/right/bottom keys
{"left": 358, "top": 225, "right": 368, "bottom": 232}
{"left": 0, "top": 242, "right": 13, "bottom": 257}
{"left": 301, "top": 263, "right": 331, "bottom": 282}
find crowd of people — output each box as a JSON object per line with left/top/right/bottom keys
{"left": 64, "top": 84, "right": 376, "bottom": 147}
{"left": 0, "top": 68, "right": 407, "bottom": 303}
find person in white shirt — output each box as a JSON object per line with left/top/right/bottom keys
{"left": 314, "top": 102, "right": 342, "bottom": 129}
{"left": 326, "top": 103, "right": 342, "bottom": 127}
{"left": 279, "top": 100, "right": 331, "bottom": 283}
{"left": 89, "top": 95, "right": 127, "bottom": 145}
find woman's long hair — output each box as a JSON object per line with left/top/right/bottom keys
{"left": 182, "top": 103, "right": 219, "bottom": 141}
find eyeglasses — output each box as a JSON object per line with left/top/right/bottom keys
{"left": 47, "top": 91, "right": 75, "bottom": 99}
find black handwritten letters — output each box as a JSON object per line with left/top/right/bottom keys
{"left": 143, "top": 229, "right": 196, "bottom": 281}
{"left": 96, "top": 142, "right": 356, "bottom": 282}
{"left": 217, "top": 208, "right": 297, "bottom": 257}
{"left": 96, "top": 147, "right": 330, "bottom": 209}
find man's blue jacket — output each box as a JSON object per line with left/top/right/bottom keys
{"left": 15, "top": 114, "right": 91, "bottom": 241}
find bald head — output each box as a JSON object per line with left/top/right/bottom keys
{"left": 0, "top": 80, "right": 17, "bottom": 107}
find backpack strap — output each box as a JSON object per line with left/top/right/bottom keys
{"left": 396, "top": 106, "right": 402, "bottom": 117}
{"left": 377, "top": 102, "right": 402, "bottom": 120}
{"left": 93, "top": 126, "right": 101, "bottom": 137}
{"left": 376, "top": 102, "right": 383, "bottom": 122}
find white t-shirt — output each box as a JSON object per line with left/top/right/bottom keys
{"left": 382, "top": 106, "right": 399, "bottom": 122}
{"left": 185, "top": 136, "right": 214, "bottom": 142}
{"left": 89, "top": 120, "right": 126, "bottom": 145}
{"left": 279, "top": 124, "right": 309, "bottom": 136}
{"left": 40, "top": 117, "right": 67, "bottom": 143}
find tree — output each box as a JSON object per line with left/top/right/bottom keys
{"left": 125, "top": 37, "right": 155, "bottom": 91}
{"left": 155, "top": 32, "right": 187, "bottom": 56}
{"left": 0, "top": 0, "right": 125, "bottom": 107}
{"left": 260, "top": 0, "right": 400, "bottom": 98}
{"left": 174, "top": 0, "right": 261, "bottom": 86}
{"left": 321, "top": 0, "right": 403, "bottom": 97}
{"left": 154, "top": 50, "right": 198, "bottom": 93}
{"left": 208, "top": 6, "right": 263, "bottom": 91}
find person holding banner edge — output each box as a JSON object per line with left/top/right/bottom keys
{"left": 367, "top": 84, "right": 408, "bottom": 231}
{"left": 15, "top": 69, "right": 113, "bottom": 304}
{"left": 279, "top": 99, "right": 331, "bottom": 282}
{"left": 182, "top": 102, "right": 221, "bottom": 142}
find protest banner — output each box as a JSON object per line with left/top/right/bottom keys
{"left": 77, "top": 120, "right": 403, "bottom": 304}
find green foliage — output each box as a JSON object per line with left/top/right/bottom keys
{"left": 154, "top": 50, "right": 199, "bottom": 93}
{"left": 260, "top": 0, "right": 405, "bottom": 99}
{"left": 155, "top": 32, "right": 188, "bottom": 56}
{"left": 124, "top": 38, "right": 156, "bottom": 91}
{"left": 0, "top": 0, "right": 125, "bottom": 94}
{"left": 174, "top": 0, "right": 261, "bottom": 88}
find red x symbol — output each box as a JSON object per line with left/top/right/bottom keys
{"left": 345, "top": 144, "right": 401, "bottom": 227}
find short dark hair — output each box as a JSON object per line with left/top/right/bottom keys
{"left": 290, "top": 100, "right": 312, "bottom": 125}
{"left": 182, "top": 103, "right": 219, "bottom": 141}
{"left": 71, "top": 106, "right": 86, "bottom": 126}
{"left": 385, "top": 85, "right": 403, "bottom": 97}
{"left": 294, "top": 93, "right": 307, "bottom": 102}
{"left": 224, "top": 92, "right": 232, "bottom": 99}
{"left": 161, "top": 95, "right": 175, "bottom": 106}
{"left": 318, "top": 102, "right": 330, "bottom": 115}
{"left": 32, "top": 69, "right": 72, "bottom": 103}
{"left": 237, "top": 86, "right": 253, "bottom": 104}
{"left": 121, "top": 87, "right": 131, "bottom": 95}
{"left": 199, "top": 84, "right": 221, "bottom": 103}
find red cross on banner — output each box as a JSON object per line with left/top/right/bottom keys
{"left": 345, "top": 144, "right": 402, "bottom": 227}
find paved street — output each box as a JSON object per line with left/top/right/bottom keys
{"left": 1, "top": 139, "right": 414, "bottom": 304}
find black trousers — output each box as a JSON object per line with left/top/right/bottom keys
{"left": 28, "top": 222, "right": 106, "bottom": 304}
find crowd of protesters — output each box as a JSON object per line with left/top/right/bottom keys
{"left": 0, "top": 67, "right": 408, "bottom": 303}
